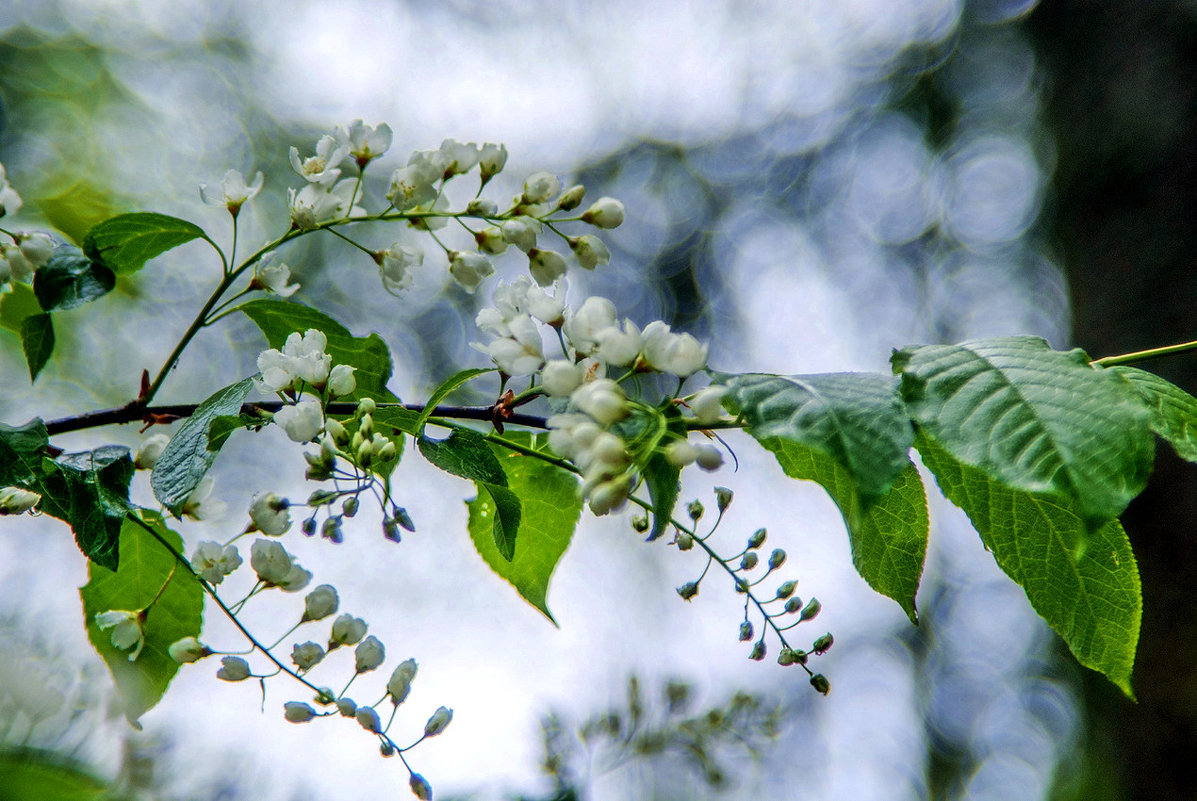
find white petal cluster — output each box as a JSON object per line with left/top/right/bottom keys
{"left": 376, "top": 243, "right": 423, "bottom": 295}
{"left": 274, "top": 398, "right": 324, "bottom": 443}
{"left": 354, "top": 634, "right": 386, "bottom": 673}
{"left": 288, "top": 178, "right": 363, "bottom": 229}
{"left": 302, "top": 584, "right": 339, "bottom": 622}
{"left": 689, "top": 385, "right": 727, "bottom": 424}
{"left": 330, "top": 613, "right": 368, "bottom": 647}
{"left": 133, "top": 433, "right": 170, "bottom": 470}
{"left": 217, "top": 656, "right": 251, "bottom": 681}
{"left": 95, "top": 609, "right": 145, "bottom": 662}
{"left": 168, "top": 636, "right": 210, "bottom": 664}
{"left": 547, "top": 411, "right": 632, "bottom": 516}
{"left": 448, "top": 250, "right": 494, "bottom": 293}
{"left": 640, "top": 321, "right": 708, "bottom": 377}
{"left": 249, "top": 492, "right": 291, "bottom": 536}
{"left": 1, "top": 232, "right": 55, "bottom": 284}
{"left": 290, "top": 641, "right": 326, "bottom": 671}
{"left": 337, "top": 119, "right": 393, "bottom": 166}
{"left": 257, "top": 329, "right": 332, "bottom": 393}
{"left": 200, "top": 169, "right": 264, "bottom": 215}
{"left": 0, "top": 162, "right": 22, "bottom": 217}
{"left": 0, "top": 486, "right": 41, "bottom": 515}
{"left": 250, "top": 539, "right": 312, "bottom": 591}
{"left": 191, "top": 540, "right": 243, "bottom": 584}
{"left": 387, "top": 658, "right": 418, "bottom": 704}
{"left": 182, "top": 476, "right": 227, "bottom": 521}
{"left": 251, "top": 252, "right": 300, "bottom": 297}
{"left": 289, "top": 134, "right": 349, "bottom": 187}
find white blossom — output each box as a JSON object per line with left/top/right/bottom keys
{"left": 665, "top": 439, "right": 698, "bottom": 467}
{"left": 479, "top": 143, "right": 508, "bottom": 181}
{"left": 386, "top": 164, "right": 438, "bottom": 211}
{"left": 354, "top": 635, "right": 386, "bottom": 673}
{"left": 330, "top": 614, "right": 368, "bottom": 647}
{"left": 563, "top": 296, "right": 618, "bottom": 354}
{"left": 477, "top": 313, "right": 544, "bottom": 376}
{"left": 594, "top": 320, "right": 642, "bottom": 367}
{"left": 133, "top": 433, "right": 170, "bottom": 470}
{"left": 546, "top": 414, "right": 601, "bottom": 460}
{"left": 439, "top": 138, "right": 480, "bottom": 177}
{"left": 541, "top": 360, "right": 582, "bottom": 397}
{"left": 251, "top": 539, "right": 302, "bottom": 586}
{"left": 284, "top": 701, "right": 317, "bottom": 722}
{"left": 217, "top": 656, "right": 251, "bottom": 681}
{"left": 289, "top": 134, "right": 349, "bottom": 187}
{"left": 274, "top": 398, "right": 324, "bottom": 443}
{"left": 689, "top": 386, "right": 727, "bottom": 424}
{"left": 475, "top": 225, "right": 507, "bottom": 255}
{"left": 249, "top": 492, "right": 291, "bottom": 536}
{"left": 355, "top": 705, "right": 382, "bottom": 733}
{"left": 291, "top": 641, "right": 326, "bottom": 671}
{"left": 528, "top": 248, "right": 568, "bottom": 286}
{"left": 302, "top": 584, "right": 339, "bottom": 622}
{"left": 571, "top": 379, "right": 629, "bottom": 425}
{"left": 694, "top": 442, "right": 724, "bottom": 471}
{"left": 640, "top": 321, "right": 708, "bottom": 377}
{"left": 523, "top": 171, "right": 560, "bottom": 204}
{"left": 582, "top": 197, "right": 625, "bottom": 228}
{"left": 0, "top": 486, "right": 41, "bottom": 515}
{"left": 257, "top": 329, "right": 332, "bottom": 393}
{"left": 338, "top": 120, "right": 393, "bottom": 166}
{"left": 168, "top": 637, "right": 210, "bottom": 664}
{"left": 191, "top": 540, "right": 243, "bottom": 584}
{"left": 587, "top": 475, "right": 633, "bottom": 516}
{"left": 251, "top": 253, "right": 300, "bottom": 297}
{"left": 377, "top": 243, "right": 423, "bottom": 295}
{"left": 448, "top": 250, "right": 494, "bottom": 293}
{"left": 18, "top": 233, "right": 54, "bottom": 268}
{"left": 387, "top": 658, "right": 418, "bottom": 704}
{"left": 200, "top": 169, "right": 264, "bottom": 214}
{"left": 328, "top": 364, "right": 356, "bottom": 397}
{"left": 424, "top": 706, "right": 453, "bottom": 737}
{"left": 501, "top": 217, "right": 540, "bottom": 252}
{"left": 182, "top": 476, "right": 227, "bottom": 520}
{"left": 95, "top": 609, "right": 145, "bottom": 661}
{"left": 569, "top": 234, "right": 610, "bottom": 270}
{"left": 288, "top": 178, "right": 363, "bottom": 229}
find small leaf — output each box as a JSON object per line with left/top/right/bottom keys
{"left": 762, "top": 437, "right": 928, "bottom": 622}
{"left": 82, "top": 212, "right": 206, "bottom": 274}
{"left": 637, "top": 405, "right": 687, "bottom": 541}
{"left": 80, "top": 512, "right": 204, "bottom": 726}
{"left": 482, "top": 482, "right": 522, "bottom": 560}
{"left": 716, "top": 371, "right": 913, "bottom": 504}
{"left": 916, "top": 431, "right": 1140, "bottom": 697}
{"left": 45, "top": 446, "right": 136, "bottom": 571}
{"left": 467, "top": 434, "right": 582, "bottom": 621}
{"left": 0, "top": 417, "right": 51, "bottom": 487}
{"left": 1108, "top": 366, "right": 1197, "bottom": 463}
{"left": 413, "top": 367, "right": 494, "bottom": 435}
{"left": 239, "top": 299, "right": 394, "bottom": 400}
{"left": 151, "top": 377, "right": 254, "bottom": 515}
{"left": 31, "top": 245, "right": 115, "bottom": 312}
{"left": 893, "top": 337, "right": 1154, "bottom": 524}
{"left": 0, "top": 281, "right": 43, "bottom": 334}
{"left": 20, "top": 312, "right": 54, "bottom": 380}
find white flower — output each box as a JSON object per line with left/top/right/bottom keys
{"left": 563, "top": 297, "right": 617, "bottom": 354}
{"left": 689, "top": 386, "right": 727, "bottom": 424}
{"left": 387, "top": 658, "right": 418, "bottom": 704}
{"left": 289, "top": 134, "right": 349, "bottom": 186}
{"left": 191, "top": 540, "right": 243, "bottom": 584}
{"left": 557, "top": 184, "right": 586, "bottom": 211}
{"left": 541, "top": 360, "right": 582, "bottom": 397}
{"left": 355, "top": 705, "right": 382, "bottom": 733}
{"left": 694, "top": 442, "right": 724, "bottom": 471}
{"left": 354, "top": 635, "right": 386, "bottom": 673}
{"left": 574, "top": 431, "right": 628, "bottom": 475}
{"left": 407, "top": 147, "right": 450, "bottom": 182}
{"left": 251, "top": 538, "right": 299, "bottom": 585}
{"left": 424, "top": 706, "right": 453, "bottom": 737}
{"left": 95, "top": 609, "right": 145, "bottom": 661}
{"left": 284, "top": 701, "right": 317, "bottom": 722}
{"left": 338, "top": 120, "right": 393, "bottom": 166}
{"left": 249, "top": 492, "right": 291, "bottom": 536}
{"left": 336, "top": 697, "right": 358, "bottom": 716}
{"left": 251, "top": 252, "right": 300, "bottom": 297}
{"left": 257, "top": 329, "right": 332, "bottom": 393}
{"left": 0, "top": 162, "right": 23, "bottom": 217}
{"left": 594, "top": 321, "right": 642, "bottom": 367}
{"left": 569, "top": 235, "right": 610, "bottom": 270}
{"left": 330, "top": 614, "right": 368, "bottom": 647}
{"left": 274, "top": 398, "right": 324, "bottom": 443}
{"left": 467, "top": 197, "right": 499, "bottom": 216}
{"left": 640, "top": 321, "right": 708, "bottom": 377}
{"left": 386, "top": 164, "right": 438, "bottom": 211}
{"left": 18, "top": 233, "right": 54, "bottom": 268}
{"left": 328, "top": 364, "right": 356, "bottom": 397}
{"left": 168, "top": 636, "right": 210, "bottom": 664}
{"left": 200, "top": 169, "right": 264, "bottom": 215}
{"left": 217, "top": 656, "right": 252, "bottom": 681}
{"left": 474, "top": 226, "right": 507, "bottom": 255}
{"left": 448, "top": 250, "right": 494, "bottom": 293}
{"left": 408, "top": 192, "right": 451, "bottom": 230}
{"left": 582, "top": 197, "right": 625, "bottom": 228}
{"left": 376, "top": 243, "right": 423, "bottom": 295}
{"left": 288, "top": 178, "right": 363, "bottom": 229}
{"left": 528, "top": 248, "right": 568, "bottom": 286}
{"left": 571, "top": 379, "right": 629, "bottom": 425}
{"left": 302, "top": 584, "right": 339, "bottom": 622}
{"left": 665, "top": 439, "right": 698, "bottom": 467}
{"left": 477, "top": 313, "right": 544, "bottom": 376}
{"left": 587, "top": 475, "right": 633, "bottom": 516}
{"left": 501, "top": 218, "right": 540, "bottom": 252}
{"left": 182, "top": 476, "right": 227, "bottom": 520}
{"left": 523, "top": 171, "right": 560, "bottom": 204}
{"left": 279, "top": 562, "right": 313, "bottom": 592}
{"left": 0, "top": 486, "right": 41, "bottom": 515}
{"left": 479, "top": 143, "right": 508, "bottom": 181}
{"left": 291, "top": 641, "right": 326, "bottom": 671}
{"left": 546, "top": 413, "right": 601, "bottom": 460}
{"left": 439, "top": 138, "right": 480, "bottom": 177}
{"left": 132, "top": 433, "right": 170, "bottom": 470}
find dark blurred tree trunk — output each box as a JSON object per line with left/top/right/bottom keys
{"left": 1027, "top": 3, "right": 1197, "bottom": 799}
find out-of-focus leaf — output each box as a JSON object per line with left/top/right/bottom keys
{"left": 20, "top": 312, "right": 54, "bottom": 380}
{"left": 31, "top": 245, "right": 115, "bottom": 312}
{"left": 82, "top": 212, "right": 206, "bottom": 274}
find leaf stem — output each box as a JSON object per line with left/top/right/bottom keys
{"left": 1093, "top": 338, "right": 1197, "bottom": 367}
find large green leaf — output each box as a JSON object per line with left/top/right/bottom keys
{"left": 762, "top": 437, "right": 928, "bottom": 622}
{"left": 239, "top": 299, "right": 394, "bottom": 400}
{"left": 43, "top": 446, "right": 135, "bottom": 571}
{"left": 0, "top": 418, "right": 50, "bottom": 487}
{"left": 1108, "top": 366, "right": 1197, "bottom": 463}
{"left": 151, "top": 377, "right": 254, "bottom": 515}
{"left": 893, "top": 337, "right": 1154, "bottom": 524}
{"left": 20, "top": 312, "right": 54, "bottom": 381}
{"left": 0, "top": 749, "right": 123, "bottom": 801}
{"left": 80, "top": 513, "right": 204, "bottom": 726}
{"left": 916, "top": 431, "right": 1140, "bottom": 697}
{"left": 82, "top": 212, "right": 206, "bottom": 274}
{"left": 716, "top": 371, "right": 913, "bottom": 504}
{"left": 31, "top": 246, "right": 115, "bottom": 312}
{"left": 0, "top": 281, "right": 43, "bottom": 333}
{"left": 418, "top": 426, "right": 521, "bottom": 558}
{"left": 467, "top": 434, "right": 582, "bottom": 622}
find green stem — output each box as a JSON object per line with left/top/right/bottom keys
{"left": 1093, "top": 339, "right": 1197, "bottom": 367}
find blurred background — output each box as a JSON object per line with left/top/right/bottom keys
{"left": 1, "top": 0, "right": 1195, "bottom": 799}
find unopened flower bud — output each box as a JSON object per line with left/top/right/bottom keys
{"left": 302, "top": 517, "right": 317, "bottom": 536}
{"left": 355, "top": 705, "right": 382, "bottom": 733}
{"left": 424, "top": 706, "right": 453, "bottom": 737}
{"left": 376, "top": 440, "right": 398, "bottom": 462}
{"left": 307, "top": 489, "right": 338, "bottom": 507}
{"left": 687, "top": 500, "right": 704, "bottom": 521}
{"left": 302, "top": 584, "right": 339, "bottom": 621}
{"left": 676, "top": 531, "right": 694, "bottom": 551}
{"left": 467, "top": 197, "right": 499, "bottom": 216}
{"left": 738, "top": 621, "right": 754, "bottom": 642}
{"left": 133, "top": 434, "right": 170, "bottom": 470}
{"left": 216, "top": 656, "right": 251, "bottom": 682}
{"left": 676, "top": 581, "right": 699, "bottom": 601}
{"left": 523, "top": 171, "right": 560, "bottom": 204}
{"left": 767, "top": 549, "right": 786, "bottom": 570}
{"left": 314, "top": 687, "right": 336, "bottom": 705}
{"left": 740, "top": 552, "right": 759, "bottom": 571}
{"left": 775, "top": 581, "right": 798, "bottom": 600}
{"left": 357, "top": 397, "right": 376, "bottom": 416}
{"left": 812, "top": 632, "right": 834, "bottom": 655}
{"left": 568, "top": 234, "right": 610, "bottom": 270}
{"left": 358, "top": 413, "right": 374, "bottom": 439}
{"left": 336, "top": 697, "right": 357, "bottom": 717}
{"left": 284, "top": 701, "right": 317, "bottom": 723}
{"left": 388, "top": 658, "right": 419, "bottom": 704}
{"left": 778, "top": 648, "right": 798, "bottom": 666}
{"left": 326, "top": 417, "right": 349, "bottom": 444}
{"left": 380, "top": 742, "right": 395, "bottom": 757}
{"left": 410, "top": 774, "right": 433, "bottom": 801}
{"left": 328, "top": 364, "right": 357, "bottom": 397}
{"left": 557, "top": 184, "right": 585, "bottom": 211}
{"left": 694, "top": 443, "right": 723, "bottom": 471}
{"left": 582, "top": 197, "right": 625, "bottom": 229}
{"left": 734, "top": 577, "right": 749, "bottom": 594}
{"left": 784, "top": 596, "right": 803, "bottom": 614}
{"left": 748, "top": 640, "right": 766, "bottom": 661}
{"left": 168, "top": 637, "right": 210, "bottom": 664}
{"left": 528, "top": 247, "right": 568, "bottom": 286}
{"left": 394, "top": 506, "right": 416, "bottom": 531}
{"left": 321, "top": 516, "right": 343, "bottom": 543}
{"left": 383, "top": 517, "right": 402, "bottom": 543}
{"left": 0, "top": 487, "right": 40, "bottom": 515}
{"left": 714, "top": 486, "right": 733, "bottom": 512}
{"left": 799, "top": 598, "right": 821, "bottom": 622}
{"left": 291, "top": 641, "right": 325, "bottom": 671}
{"left": 354, "top": 635, "right": 385, "bottom": 673}
{"left": 342, "top": 497, "right": 359, "bottom": 517}
{"left": 330, "top": 614, "right": 368, "bottom": 647}
{"left": 479, "top": 143, "right": 507, "bottom": 182}
{"left": 747, "top": 528, "right": 767, "bottom": 549}
{"left": 810, "top": 673, "right": 831, "bottom": 695}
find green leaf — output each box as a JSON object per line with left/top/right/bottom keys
{"left": 467, "top": 434, "right": 582, "bottom": 622}
{"left": 0, "top": 749, "right": 122, "bottom": 801}
{"left": 638, "top": 405, "right": 687, "bottom": 541}
{"left": 916, "top": 431, "right": 1140, "bottom": 697}
{"left": 239, "top": 299, "right": 394, "bottom": 400}
{"left": 82, "top": 212, "right": 206, "bottom": 274}
{"left": 31, "top": 246, "right": 115, "bottom": 312}
{"left": 151, "top": 377, "right": 254, "bottom": 515}
{"left": 418, "top": 427, "right": 522, "bottom": 559}
{"left": 20, "top": 312, "right": 54, "bottom": 380}
{"left": 44, "top": 446, "right": 136, "bottom": 571}
{"left": 893, "top": 337, "right": 1154, "bottom": 523}
{"left": 0, "top": 281, "right": 44, "bottom": 333}
{"left": 413, "top": 367, "right": 494, "bottom": 435}
{"left": 80, "top": 512, "right": 204, "bottom": 726}
{"left": 1107, "top": 366, "right": 1197, "bottom": 463}
{"left": 0, "top": 418, "right": 50, "bottom": 487}
{"left": 762, "top": 437, "right": 928, "bottom": 622}
{"left": 716, "top": 371, "right": 913, "bottom": 504}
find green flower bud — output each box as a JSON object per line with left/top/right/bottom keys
{"left": 379, "top": 741, "right": 395, "bottom": 757}
{"left": 738, "top": 621, "right": 754, "bottom": 642}
{"left": 393, "top": 506, "right": 416, "bottom": 531}
{"left": 714, "top": 486, "right": 733, "bottom": 512}
{"left": 358, "top": 413, "right": 374, "bottom": 439}
{"left": 777, "top": 648, "right": 797, "bottom": 666}
{"left": 342, "top": 497, "right": 359, "bottom": 517}
{"left": 557, "top": 184, "right": 586, "bottom": 211}
{"left": 677, "top": 581, "right": 699, "bottom": 601}
{"left": 314, "top": 687, "right": 336, "bottom": 705}
{"left": 767, "top": 548, "right": 786, "bottom": 570}
{"left": 356, "top": 440, "right": 373, "bottom": 467}
{"left": 307, "top": 490, "right": 338, "bottom": 507}
{"left": 747, "top": 528, "right": 767, "bottom": 549}
{"left": 810, "top": 673, "right": 831, "bottom": 695}
{"left": 383, "top": 517, "right": 401, "bottom": 543}
{"left": 321, "top": 516, "right": 343, "bottom": 543}
{"left": 799, "top": 598, "right": 821, "bottom": 622}
{"left": 376, "top": 440, "right": 397, "bottom": 462}
{"left": 784, "top": 596, "right": 803, "bottom": 614}
{"left": 812, "top": 632, "right": 834, "bottom": 655}
{"left": 631, "top": 515, "right": 649, "bottom": 533}
{"left": 748, "top": 640, "right": 766, "bottom": 661}
{"left": 302, "top": 517, "right": 317, "bottom": 536}
{"left": 410, "top": 774, "right": 433, "bottom": 801}
{"left": 740, "top": 552, "right": 759, "bottom": 571}
{"left": 775, "top": 580, "right": 798, "bottom": 600}
{"left": 326, "top": 417, "right": 348, "bottom": 445}
{"left": 350, "top": 430, "right": 365, "bottom": 452}
{"left": 687, "top": 500, "right": 704, "bottom": 521}
{"left": 677, "top": 532, "right": 694, "bottom": 551}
